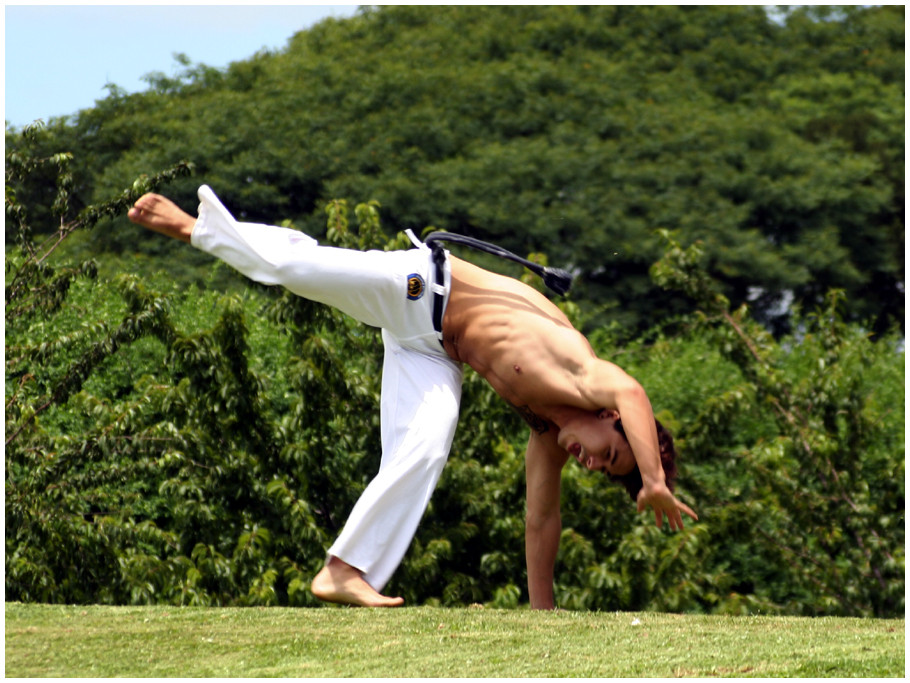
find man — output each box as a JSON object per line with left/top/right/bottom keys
{"left": 128, "top": 185, "right": 697, "bottom": 610}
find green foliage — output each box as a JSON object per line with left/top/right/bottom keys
{"left": 6, "top": 5, "right": 903, "bottom": 335}
{"left": 7, "top": 136, "right": 416, "bottom": 610}
{"left": 647, "top": 234, "right": 904, "bottom": 616}
{"left": 5, "top": 13, "right": 904, "bottom": 617}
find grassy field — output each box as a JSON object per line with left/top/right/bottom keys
{"left": 5, "top": 602, "right": 904, "bottom": 678}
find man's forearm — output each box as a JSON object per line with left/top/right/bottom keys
{"left": 526, "top": 513, "right": 561, "bottom": 609}
{"left": 614, "top": 384, "right": 665, "bottom": 487}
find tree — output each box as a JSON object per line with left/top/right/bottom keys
{"left": 7, "top": 5, "right": 903, "bottom": 335}
{"left": 6, "top": 62, "right": 903, "bottom": 614}
{"left": 646, "top": 232, "right": 904, "bottom": 616}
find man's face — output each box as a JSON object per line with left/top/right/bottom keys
{"left": 557, "top": 409, "right": 635, "bottom": 476}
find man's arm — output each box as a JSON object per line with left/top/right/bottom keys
{"left": 524, "top": 425, "right": 568, "bottom": 610}
{"left": 583, "top": 359, "right": 696, "bottom": 530}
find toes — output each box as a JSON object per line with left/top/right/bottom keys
{"left": 132, "top": 193, "right": 161, "bottom": 211}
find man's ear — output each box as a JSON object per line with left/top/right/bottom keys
{"left": 598, "top": 409, "right": 620, "bottom": 420}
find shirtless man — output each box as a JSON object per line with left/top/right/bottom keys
{"left": 129, "top": 186, "right": 697, "bottom": 610}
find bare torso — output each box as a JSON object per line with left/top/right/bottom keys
{"left": 441, "top": 256, "right": 600, "bottom": 420}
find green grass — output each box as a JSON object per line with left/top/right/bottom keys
{"left": 5, "top": 603, "right": 904, "bottom": 677}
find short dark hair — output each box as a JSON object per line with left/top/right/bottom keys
{"left": 607, "top": 418, "right": 679, "bottom": 501}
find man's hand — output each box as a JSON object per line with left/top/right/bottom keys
{"left": 636, "top": 481, "right": 698, "bottom": 531}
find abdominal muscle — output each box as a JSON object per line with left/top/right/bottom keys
{"left": 441, "top": 256, "right": 598, "bottom": 412}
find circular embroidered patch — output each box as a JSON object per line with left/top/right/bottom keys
{"left": 407, "top": 273, "right": 426, "bottom": 300}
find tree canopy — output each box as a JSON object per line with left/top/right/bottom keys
{"left": 7, "top": 5, "right": 904, "bottom": 336}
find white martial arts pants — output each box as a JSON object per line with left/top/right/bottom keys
{"left": 191, "top": 185, "right": 464, "bottom": 591}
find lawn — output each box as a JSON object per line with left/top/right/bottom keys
{"left": 5, "top": 602, "right": 904, "bottom": 677}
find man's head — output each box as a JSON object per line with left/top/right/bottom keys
{"left": 557, "top": 409, "right": 679, "bottom": 498}
{"left": 558, "top": 409, "right": 637, "bottom": 477}
{"left": 608, "top": 417, "right": 679, "bottom": 501}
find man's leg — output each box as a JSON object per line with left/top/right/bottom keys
{"left": 313, "top": 332, "right": 463, "bottom": 606}
{"left": 130, "top": 187, "right": 460, "bottom": 606}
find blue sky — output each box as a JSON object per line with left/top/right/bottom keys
{"left": 5, "top": 4, "right": 359, "bottom": 128}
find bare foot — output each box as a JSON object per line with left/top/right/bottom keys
{"left": 128, "top": 193, "right": 196, "bottom": 243}
{"left": 311, "top": 557, "right": 405, "bottom": 607}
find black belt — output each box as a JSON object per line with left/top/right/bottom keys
{"left": 422, "top": 231, "right": 573, "bottom": 349}
{"left": 424, "top": 231, "right": 571, "bottom": 295}
{"left": 430, "top": 242, "right": 447, "bottom": 347}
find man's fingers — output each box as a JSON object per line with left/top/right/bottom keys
{"left": 673, "top": 509, "right": 684, "bottom": 530}
{"left": 678, "top": 501, "right": 698, "bottom": 521}
{"left": 657, "top": 503, "right": 696, "bottom": 531}
{"left": 637, "top": 486, "right": 698, "bottom": 530}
